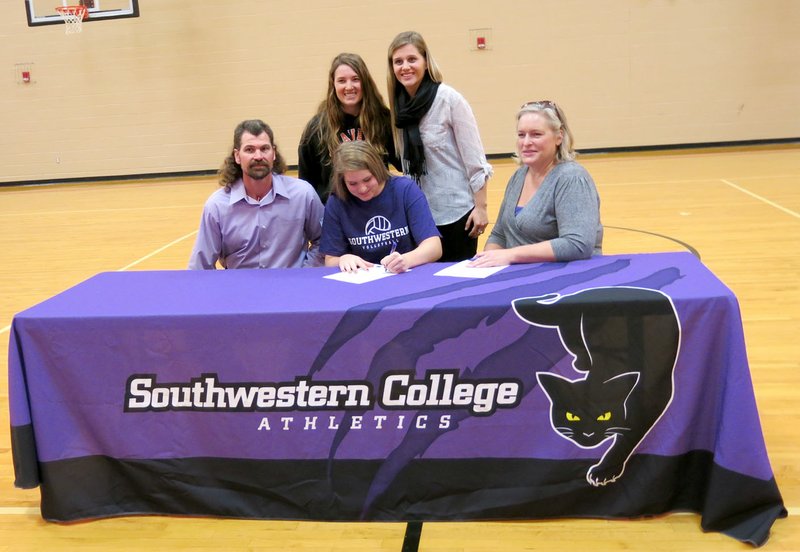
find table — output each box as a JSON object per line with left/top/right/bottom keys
{"left": 9, "top": 253, "right": 785, "bottom": 545}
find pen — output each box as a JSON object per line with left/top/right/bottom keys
{"left": 385, "top": 241, "right": 398, "bottom": 272}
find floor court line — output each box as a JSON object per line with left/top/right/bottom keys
{"left": 0, "top": 178, "right": 214, "bottom": 194}
{"left": 600, "top": 178, "right": 718, "bottom": 187}
{"left": 0, "top": 507, "right": 41, "bottom": 515}
{"left": 0, "top": 204, "right": 203, "bottom": 218}
{"left": 600, "top": 173, "right": 799, "bottom": 188}
{"left": 721, "top": 179, "right": 800, "bottom": 219}
{"left": 117, "top": 230, "right": 198, "bottom": 271}
{"left": 0, "top": 232, "right": 198, "bottom": 333}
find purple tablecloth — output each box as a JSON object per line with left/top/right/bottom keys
{"left": 8, "top": 253, "right": 785, "bottom": 544}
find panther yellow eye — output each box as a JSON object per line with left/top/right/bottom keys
{"left": 566, "top": 412, "right": 580, "bottom": 421}
{"left": 597, "top": 412, "right": 612, "bottom": 421}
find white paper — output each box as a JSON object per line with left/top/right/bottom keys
{"left": 324, "top": 265, "right": 396, "bottom": 284}
{"left": 434, "top": 260, "right": 508, "bottom": 279}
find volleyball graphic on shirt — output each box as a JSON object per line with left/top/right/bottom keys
{"left": 365, "top": 216, "right": 392, "bottom": 235}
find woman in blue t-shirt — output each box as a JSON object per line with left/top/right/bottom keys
{"left": 320, "top": 141, "right": 442, "bottom": 273}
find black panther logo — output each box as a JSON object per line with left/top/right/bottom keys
{"left": 513, "top": 287, "right": 680, "bottom": 486}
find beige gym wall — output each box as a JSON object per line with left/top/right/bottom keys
{"left": 2, "top": 0, "right": 799, "bottom": 183}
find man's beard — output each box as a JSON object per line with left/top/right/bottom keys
{"left": 245, "top": 162, "right": 271, "bottom": 179}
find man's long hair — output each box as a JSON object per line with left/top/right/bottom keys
{"left": 218, "top": 119, "right": 287, "bottom": 191}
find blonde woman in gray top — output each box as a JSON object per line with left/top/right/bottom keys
{"left": 387, "top": 31, "right": 493, "bottom": 262}
{"left": 469, "top": 101, "right": 603, "bottom": 267}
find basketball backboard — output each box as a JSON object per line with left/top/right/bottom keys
{"left": 25, "top": 0, "right": 139, "bottom": 26}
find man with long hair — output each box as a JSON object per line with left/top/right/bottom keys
{"left": 189, "top": 119, "right": 324, "bottom": 269}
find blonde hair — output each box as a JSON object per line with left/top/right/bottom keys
{"left": 386, "top": 31, "right": 444, "bottom": 150}
{"left": 516, "top": 102, "right": 576, "bottom": 163}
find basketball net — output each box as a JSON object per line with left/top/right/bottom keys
{"left": 55, "top": 6, "right": 88, "bottom": 34}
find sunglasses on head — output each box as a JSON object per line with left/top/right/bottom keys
{"left": 521, "top": 100, "right": 558, "bottom": 110}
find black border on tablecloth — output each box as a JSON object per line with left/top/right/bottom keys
{"left": 30, "top": 450, "right": 786, "bottom": 546}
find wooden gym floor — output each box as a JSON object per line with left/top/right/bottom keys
{"left": 0, "top": 145, "right": 798, "bottom": 550}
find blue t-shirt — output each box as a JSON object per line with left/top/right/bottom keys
{"left": 320, "top": 176, "right": 440, "bottom": 263}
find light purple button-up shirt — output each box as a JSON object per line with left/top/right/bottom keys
{"left": 188, "top": 174, "right": 324, "bottom": 269}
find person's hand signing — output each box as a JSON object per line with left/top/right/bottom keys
{"left": 381, "top": 251, "right": 410, "bottom": 273}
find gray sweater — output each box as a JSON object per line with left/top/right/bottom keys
{"left": 486, "top": 162, "right": 603, "bottom": 261}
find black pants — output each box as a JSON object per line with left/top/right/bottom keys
{"left": 437, "top": 209, "right": 478, "bottom": 262}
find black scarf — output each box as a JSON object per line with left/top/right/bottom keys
{"left": 394, "top": 76, "right": 440, "bottom": 181}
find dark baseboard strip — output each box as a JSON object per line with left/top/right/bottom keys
{"left": 0, "top": 169, "right": 218, "bottom": 188}
{"left": 485, "top": 136, "right": 800, "bottom": 160}
{"left": 2, "top": 138, "right": 797, "bottom": 188}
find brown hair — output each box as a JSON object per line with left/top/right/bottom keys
{"left": 218, "top": 119, "right": 287, "bottom": 190}
{"left": 307, "top": 53, "right": 393, "bottom": 162}
{"left": 331, "top": 141, "right": 391, "bottom": 201}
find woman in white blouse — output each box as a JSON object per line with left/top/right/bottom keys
{"left": 387, "top": 31, "right": 493, "bottom": 262}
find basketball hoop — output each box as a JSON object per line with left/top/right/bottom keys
{"left": 55, "top": 5, "right": 88, "bottom": 34}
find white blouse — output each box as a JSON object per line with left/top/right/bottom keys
{"left": 397, "top": 84, "right": 493, "bottom": 226}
